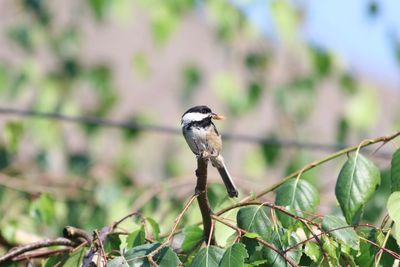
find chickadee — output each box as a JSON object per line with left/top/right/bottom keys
{"left": 181, "top": 105, "right": 238, "bottom": 198}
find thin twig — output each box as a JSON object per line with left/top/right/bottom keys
{"left": 147, "top": 194, "right": 198, "bottom": 261}
{"left": 242, "top": 131, "right": 400, "bottom": 201}
{"left": 216, "top": 201, "right": 319, "bottom": 227}
{"left": 374, "top": 221, "right": 394, "bottom": 266}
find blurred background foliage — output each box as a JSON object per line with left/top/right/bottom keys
{"left": 0, "top": 0, "right": 399, "bottom": 258}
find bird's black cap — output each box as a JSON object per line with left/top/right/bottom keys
{"left": 182, "top": 105, "right": 212, "bottom": 116}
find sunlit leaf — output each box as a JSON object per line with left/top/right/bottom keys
{"left": 30, "top": 193, "right": 56, "bottom": 224}
{"left": 126, "top": 227, "right": 146, "bottom": 248}
{"left": 304, "top": 242, "right": 321, "bottom": 262}
{"left": 275, "top": 179, "right": 319, "bottom": 228}
{"left": 387, "top": 192, "right": 400, "bottom": 245}
{"left": 237, "top": 206, "right": 272, "bottom": 241}
{"left": 321, "top": 236, "right": 340, "bottom": 266}
{"left": 150, "top": 5, "right": 178, "bottom": 45}
{"left": 322, "top": 215, "right": 359, "bottom": 250}
{"left": 219, "top": 243, "right": 248, "bottom": 267}
{"left": 345, "top": 85, "right": 379, "bottom": 130}
{"left": 190, "top": 246, "right": 224, "bottom": 267}
{"left": 182, "top": 225, "right": 203, "bottom": 253}
{"left": 146, "top": 217, "right": 160, "bottom": 240}
{"left": 335, "top": 153, "right": 381, "bottom": 224}
{"left": 63, "top": 247, "right": 86, "bottom": 267}
{"left": 270, "top": 0, "right": 299, "bottom": 43}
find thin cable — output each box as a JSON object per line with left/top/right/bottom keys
{"left": 0, "top": 106, "right": 390, "bottom": 157}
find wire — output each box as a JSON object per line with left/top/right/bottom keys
{"left": 0, "top": 106, "right": 390, "bottom": 157}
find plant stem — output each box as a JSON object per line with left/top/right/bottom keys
{"left": 244, "top": 131, "right": 400, "bottom": 201}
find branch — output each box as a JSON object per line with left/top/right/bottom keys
{"left": 63, "top": 226, "right": 92, "bottom": 244}
{"left": 0, "top": 238, "right": 77, "bottom": 263}
{"left": 195, "top": 157, "right": 215, "bottom": 245}
{"left": 12, "top": 248, "right": 71, "bottom": 261}
{"left": 216, "top": 201, "right": 320, "bottom": 227}
{"left": 243, "top": 131, "right": 400, "bottom": 201}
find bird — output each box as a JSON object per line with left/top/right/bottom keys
{"left": 181, "top": 105, "right": 238, "bottom": 198}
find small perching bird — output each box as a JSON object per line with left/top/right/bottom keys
{"left": 181, "top": 105, "right": 238, "bottom": 198}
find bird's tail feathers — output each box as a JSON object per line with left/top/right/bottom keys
{"left": 212, "top": 155, "right": 238, "bottom": 198}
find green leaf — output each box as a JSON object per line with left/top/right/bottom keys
{"left": 104, "top": 234, "right": 121, "bottom": 253}
{"left": 304, "top": 242, "right": 321, "bottom": 262}
{"left": 387, "top": 192, "right": 400, "bottom": 244}
{"left": 362, "top": 170, "right": 391, "bottom": 222}
{"left": 391, "top": 148, "right": 400, "bottom": 192}
{"left": 182, "top": 225, "right": 204, "bottom": 253}
{"left": 4, "top": 121, "right": 24, "bottom": 153}
{"left": 262, "top": 230, "right": 302, "bottom": 267}
{"left": 208, "top": 184, "right": 228, "bottom": 210}
{"left": 275, "top": 179, "right": 320, "bottom": 228}
{"left": 88, "top": 0, "right": 111, "bottom": 21}
{"left": 243, "top": 232, "right": 261, "bottom": 239}
{"left": 345, "top": 86, "right": 379, "bottom": 130}
{"left": 219, "top": 243, "right": 248, "bottom": 267}
{"left": 63, "top": 247, "right": 86, "bottom": 267}
{"left": 190, "top": 246, "right": 224, "bottom": 267}
{"left": 7, "top": 25, "right": 33, "bottom": 51}
{"left": 0, "top": 146, "right": 10, "bottom": 170}
{"left": 108, "top": 256, "right": 129, "bottom": 267}
{"left": 146, "top": 217, "right": 160, "bottom": 240}
{"left": 181, "top": 64, "right": 201, "bottom": 101}
{"left": 126, "top": 227, "right": 145, "bottom": 248}
{"left": 322, "top": 215, "right": 359, "bottom": 250}
{"left": 29, "top": 193, "right": 56, "bottom": 224}
{"left": 260, "top": 135, "right": 281, "bottom": 165}
{"left": 321, "top": 236, "right": 340, "bottom": 266}
{"left": 335, "top": 153, "right": 381, "bottom": 224}
{"left": 124, "top": 243, "right": 180, "bottom": 267}
{"left": 353, "top": 228, "right": 399, "bottom": 267}
{"left": 309, "top": 46, "right": 331, "bottom": 78}
{"left": 237, "top": 206, "right": 272, "bottom": 241}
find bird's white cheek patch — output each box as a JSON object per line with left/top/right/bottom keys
{"left": 181, "top": 112, "right": 209, "bottom": 125}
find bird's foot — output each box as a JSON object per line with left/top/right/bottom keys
{"left": 196, "top": 151, "right": 210, "bottom": 160}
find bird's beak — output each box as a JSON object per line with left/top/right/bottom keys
{"left": 211, "top": 113, "right": 225, "bottom": 120}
